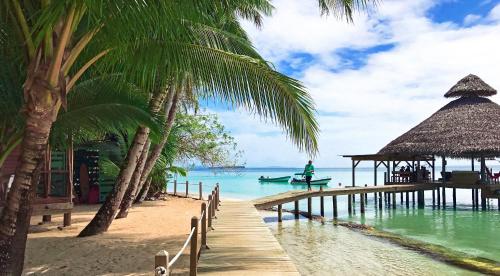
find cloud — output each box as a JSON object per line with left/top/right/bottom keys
{"left": 210, "top": 0, "right": 500, "bottom": 168}
{"left": 463, "top": 14, "right": 481, "bottom": 25}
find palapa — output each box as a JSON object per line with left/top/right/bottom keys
{"left": 379, "top": 74, "right": 500, "bottom": 158}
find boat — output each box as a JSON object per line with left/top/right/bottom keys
{"left": 290, "top": 177, "right": 331, "bottom": 185}
{"left": 258, "top": 176, "right": 291, "bottom": 183}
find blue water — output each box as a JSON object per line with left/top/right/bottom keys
{"left": 171, "top": 167, "right": 500, "bottom": 267}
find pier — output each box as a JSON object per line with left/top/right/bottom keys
{"left": 198, "top": 201, "right": 300, "bottom": 275}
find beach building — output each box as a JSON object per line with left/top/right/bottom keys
{"left": 344, "top": 74, "right": 500, "bottom": 209}
{"left": 0, "top": 145, "right": 73, "bottom": 226}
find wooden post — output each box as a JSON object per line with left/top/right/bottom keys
{"left": 42, "top": 215, "right": 51, "bottom": 223}
{"left": 360, "top": 193, "right": 365, "bottom": 214}
{"left": 452, "top": 188, "right": 456, "bottom": 209}
{"left": 348, "top": 195, "right": 352, "bottom": 214}
{"left": 208, "top": 195, "right": 213, "bottom": 229}
{"left": 294, "top": 200, "right": 299, "bottom": 218}
{"left": 155, "top": 250, "right": 170, "bottom": 274}
{"left": 364, "top": 184, "right": 368, "bottom": 203}
{"left": 378, "top": 192, "right": 383, "bottom": 209}
{"left": 387, "top": 192, "right": 390, "bottom": 206}
{"left": 400, "top": 192, "right": 403, "bottom": 205}
{"left": 190, "top": 217, "right": 198, "bottom": 276}
{"left": 417, "top": 190, "right": 425, "bottom": 208}
{"left": 332, "top": 196, "right": 338, "bottom": 218}
{"left": 201, "top": 203, "right": 207, "bottom": 248}
{"left": 63, "top": 213, "right": 71, "bottom": 227}
{"left": 174, "top": 180, "right": 177, "bottom": 195}
{"left": 278, "top": 204, "right": 283, "bottom": 222}
{"left": 437, "top": 186, "right": 441, "bottom": 208}
{"left": 186, "top": 181, "right": 189, "bottom": 198}
{"left": 199, "top": 182, "right": 203, "bottom": 200}
{"left": 392, "top": 192, "right": 396, "bottom": 209}
{"left": 442, "top": 156, "right": 446, "bottom": 207}
{"left": 432, "top": 188, "right": 435, "bottom": 207}
{"left": 307, "top": 197, "right": 312, "bottom": 219}
{"left": 412, "top": 192, "right": 415, "bottom": 206}
{"left": 374, "top": 161, "right": 378, "bottom": 203}
{"left": 211, "top": 191, "right": 216, "bottom": 217}
{"left": 320, "top": 196, "right": 324, "bottom": 217}
{"left": 480, "top": 157, "right": 486, "bottom": 210}
{"left": 406, "top": 192, "right": 409, "bottom": 208}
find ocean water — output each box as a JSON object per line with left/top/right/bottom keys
{"left": 172, "top": 167, "right": 500, "bottom": 274}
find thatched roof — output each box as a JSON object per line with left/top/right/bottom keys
{"left": 444, "top": 74, "right": 496, "bottom": 98}
{"left": 379, "top": 75, "right": 500, "bottom": 158}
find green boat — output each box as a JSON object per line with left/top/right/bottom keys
{"left": 258, "top": 176, "right": 291, "bottom": 183}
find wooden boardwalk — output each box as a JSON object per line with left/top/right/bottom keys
{"left": 198, "top": 201, "right": 300, "bottom": 275}
{"left": 253, "top": 184, "right": 436, "bottom": 209}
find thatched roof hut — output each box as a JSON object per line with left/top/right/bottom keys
{"left": 378, "top": 74, "right": 500, "bottom": 158}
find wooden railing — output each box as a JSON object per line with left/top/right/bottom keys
{"left": 171, "top": 180, "right": 212, "bottom": 200}
{"left": 155, "top": 184, "right": 220, "bottom": 276}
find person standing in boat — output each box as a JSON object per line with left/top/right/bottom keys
{"left": 303, "top": 160, "right": 315, "bottom": 191}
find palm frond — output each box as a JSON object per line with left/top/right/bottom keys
{"left": 317, "top": 0, "right": 377, "bottom": 21}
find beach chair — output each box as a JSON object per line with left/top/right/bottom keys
{"left": 486, "top": 169, "right": 500, "bottom": 184}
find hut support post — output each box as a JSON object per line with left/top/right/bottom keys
{"left": 320, "top": 195, "right": 324, "bottom": 217}
{"left": 278, "top": 204, "right": 282, "bottom": 222}
{"left": 374, "top": 161, "right": 378, "bottom": 204}
{"left": 406, "top": 192, "right": 410, "bottom": 208}
{"left": 480, "top": 157, "right": 487, "bottom": 210}
{"left": 392, "top": 192, "right": 396, "bottom": 209}
{"left": 417, "top": 190, "right": 425, "bottom": 208}
{"left": 441, "top": 156, "right": 446, "bottom": 207}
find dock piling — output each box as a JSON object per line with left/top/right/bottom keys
{"left": 307, "top": 197, "right": 312, "bottom": 219}
{"left": 294, "top": 200, "right": 299, "bottom": 218}
{"left": 278, "top": 204, "right": 282, "bottom": 222}
{"left": 333, "top": 196, "right": 338, "bottom": 218}
{"left": 406, "top": 192, "right": 410, "bottom": 208}
{"left": 453, "top": 188, "right": 456, "bottom": 208}
{"left": 360, "top": 193, "right": 365, "bottom": 213}
{"left": 392, "top": 192, "right": 396, "bottom": 209}
{"left": 348, "top": 195, "right": 352, "bottom": 215}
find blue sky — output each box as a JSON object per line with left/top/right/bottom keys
{"left": 199, "top": 0, "right": 500, "bottom": 168}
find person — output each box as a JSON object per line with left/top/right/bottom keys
{"left": 303, "top": 160, "right": 315, "bottom": 191}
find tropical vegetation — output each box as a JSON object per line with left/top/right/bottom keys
{"left": 0, "top": 0, "right": 374, "bottom": 274}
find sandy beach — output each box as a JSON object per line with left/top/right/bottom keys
{"left": 24, "top": 196, "right": 203, "bottom": 275}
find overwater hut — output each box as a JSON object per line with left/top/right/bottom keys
{"left": 344, "top": 74, "right": 500, "bottom": 210}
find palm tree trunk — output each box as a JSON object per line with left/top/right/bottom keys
{"left": 135, "top": 91, "right": 179, "bottom": 203}
{"left": 136, "top": 178, "right": 153, "bottom": 202}
{"left": 78, "top": 127, "right": 149, "bottom": 237}
{"left": 0, "top": 157, "right": 43, "bottom": 274}
{"left": 115, "top": 139, "right": 151, "bottom": 219}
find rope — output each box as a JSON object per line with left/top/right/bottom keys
{"left": 168, "top": 227, "right": 196, "bottom": 268}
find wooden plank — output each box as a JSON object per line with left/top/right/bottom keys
{"left": 198, "top": 201, "right": 300, "bottom": 275}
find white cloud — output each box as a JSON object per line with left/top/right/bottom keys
{"left": 212, "top": 0, "right": 500, "bottom": 168}
{"left": 488, "top": 3, "right": 500, "bottom": 21}
{"left": 463, "top": 14, "right": 481, "bottom": 25}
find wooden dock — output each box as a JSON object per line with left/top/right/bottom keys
{"left": 197, "top": 201, "right": 300, "bottom": 275}
{"left": 253, "top": 184, "right": 435, "bottom": 210}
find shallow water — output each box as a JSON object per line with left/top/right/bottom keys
{"left": 173, "top": 167, "right": 500, "bottom": 271}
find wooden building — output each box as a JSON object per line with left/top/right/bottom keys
{"left": 0, "top": 145, "right": 73, "bottom": 226}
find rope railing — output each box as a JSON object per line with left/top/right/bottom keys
{"left": 155, "top": 184, "right": 220, "bottom": 276}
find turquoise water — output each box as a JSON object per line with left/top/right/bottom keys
{"left": 173, "top": 167, "right": 500, "bottom": 271}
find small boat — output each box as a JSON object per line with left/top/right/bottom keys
{"left": 258, "top": 176, "right": 291, "bottom": 183}
{"left": 290, "top": 177, "right": 331, "bottom": 185}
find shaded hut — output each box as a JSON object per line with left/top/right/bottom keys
{"left": 379, "top": 74, "right": 500, "bottom": 158}
{"left": 377, "top": 74, "right": 500, "bottom": 209}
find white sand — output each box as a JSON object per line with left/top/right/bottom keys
{"left": 24, "top": 196, "right": 203, "bottom": 275}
